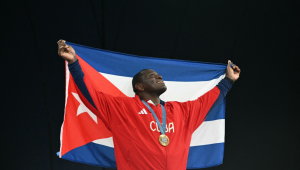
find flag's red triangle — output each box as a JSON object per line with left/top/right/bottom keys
{"left": 61, "top": 55, "right": 127, "bottom": 156}
{"left": 77, "top": 55, "right": 127, "bottom": 97}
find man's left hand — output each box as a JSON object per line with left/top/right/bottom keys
{"left": 226, "top": 60, "right": 241, "bottom": 82}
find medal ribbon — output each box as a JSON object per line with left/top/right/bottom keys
{"left": 142, "top": 100, "right": 166, "bottom": 135}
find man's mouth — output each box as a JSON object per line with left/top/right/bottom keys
{"left": 156, "top": 80, "right": 164, "bottom": 84}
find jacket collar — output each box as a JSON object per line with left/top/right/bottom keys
{"left": 135, "top": 95, "right": 165, "bottom": 106}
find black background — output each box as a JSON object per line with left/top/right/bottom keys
{"left": 2, "top": 0, "right": 300, "bottom": 170}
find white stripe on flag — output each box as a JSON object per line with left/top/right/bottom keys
{"left": 93, "top": 137, "right": 114, "bottom": 148}
{"left": 100, "top": 72, "right": 135, "bottom": 97}
{"left": 60, "top": 63, "right": 71, "bottom": 158}
{"left": 100, "top": 72, "right": 225, "bottom": 102}
{"left": 91, "top": 119, "right": 224, "bottom": 148}
{"left": 190, "top": 119, "right": 225, "bottom": 146}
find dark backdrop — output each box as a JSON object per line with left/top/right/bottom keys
{"left": 2, "top": 0, "right": 299, "bottom": 170}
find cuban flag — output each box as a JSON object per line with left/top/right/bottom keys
{"left": 58, "top": 42, "right": 227, "bottom": 169}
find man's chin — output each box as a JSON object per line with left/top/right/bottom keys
{"left": 158, "top": 86, "right": 167, "bottom": 95}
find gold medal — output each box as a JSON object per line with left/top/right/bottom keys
{"left": 159, "top": 134, "right": 169, "bottom": 146}
{"left": 141, "top": 100, "right": 169, "bottom": 146}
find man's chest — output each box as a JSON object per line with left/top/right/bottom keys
{"left": 123, "top": 102, "right": 187, "bottom": 138}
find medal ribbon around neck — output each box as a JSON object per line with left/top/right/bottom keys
{"left": 142, "top": 100, "right": 169, "bottom": 146}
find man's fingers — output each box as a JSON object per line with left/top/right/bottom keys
{"left": 58, "top": 40, "right": 68, "bottom": 51}
{"left": 58, "top": 40, "right": 71, "bottom": 53}
{"left": 57, "top": 39, "right": 65, "bottom": 44}
{"left": 57, "top": 39, "right": 63, "bottom": 46}
{"left": 57, "top": 39, "right": 67, "bottom": 47}
{"left": 58, "top": 47, "right": 69, "bottom": 56}
{"left": 58, "top": 48, "right": 65, "bottom": 55}
{"left": 228, "top": 61, "right": 241, "bottom": 73}
{"left": 227, "top": 60, "right": 232, "bottom": 68}
{"left": 233, "top": 66, "right": 241, "bottom": 73}
{"left": 57, "top": 39, "right": 64, "bottom": 43}
{"left": 58, "top": 46, "right": 67, "bottom": 53}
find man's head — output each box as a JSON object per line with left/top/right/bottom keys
{"left": 132, "top": 69, "right": 167, "bottom": 96}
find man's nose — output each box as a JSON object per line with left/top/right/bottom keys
{"left": 156, "top": 75, "right": 163, "bottom": 79}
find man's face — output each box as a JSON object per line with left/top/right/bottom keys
{"left": 140, "top": 69, "right": 167, "bottom": 95}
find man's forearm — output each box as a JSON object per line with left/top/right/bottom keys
{"left": 216, "top": 77, "right": 232, "bottom": 101}
{"left": 68, "top": 59, "right": 96, "bottom": 108}
{"left": 206, "top": 77, "right": 233, "bottom": 114}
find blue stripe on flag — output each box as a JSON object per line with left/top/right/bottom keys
{"left": 62, "top": 142, "right": 117, "bottom": 169}
{"left": 68, "top": 42, "right": 227, "bottom": 81}
{"left": 187, "top": 143, "right": 224, "bottom": 169}
{"left": 205, "top": 98, "right": 225, "bottom": 121}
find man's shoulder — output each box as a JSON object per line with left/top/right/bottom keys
{"left": 165, "top": 101, "right": 185, "bottom": 108}
{"left": 116, "top": 95, "right": 140, "bottom": 103}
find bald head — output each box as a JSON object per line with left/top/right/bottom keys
{"left": 132, "top": 69, "right": 149, "bottom": 94}
{"left": 132, "top": 69, "right": 167, "bottom": 96}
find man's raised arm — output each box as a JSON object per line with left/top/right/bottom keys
{"left": 215, "top": 60, "right": 241, "bottom": 106}
{"left": 57, "top": 40, "right": 127, "bottom": 129}
{"left": 57, "top": 39, "right": 96, "bottom": 108}
{"left": 179, "top": 60, "right": 241, "bottom": 132}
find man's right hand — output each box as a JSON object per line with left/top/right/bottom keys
{"left": 57, "top": 39, "right": 77, "bottom": 64}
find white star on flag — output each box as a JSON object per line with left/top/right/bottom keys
{"left": 72, "top": 92, "right": 98, "bottom": 123}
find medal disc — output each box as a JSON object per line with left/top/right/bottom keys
{"left": 159, "top": 134, "right": 169, "bottom": 146}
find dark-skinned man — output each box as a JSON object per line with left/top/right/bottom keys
{"left": 57, "top": 39, "right": 241, "bottom": 170}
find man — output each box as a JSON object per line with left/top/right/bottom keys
{"left": 57, "top": 39, "right": 240, "bottom": 170}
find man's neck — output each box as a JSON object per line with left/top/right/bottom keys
{"left": 139, "top": 93, "right": 160, "bottom": 106}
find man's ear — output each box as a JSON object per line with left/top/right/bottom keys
{"left": 135, "top": 83, "right": 144, "bottom": 92}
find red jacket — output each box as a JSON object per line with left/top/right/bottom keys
{"left": 84, "top": 78, "right": 220, "bottom": 170}
{"left": 69, "top": 60, "right": 230, "bottom": 170}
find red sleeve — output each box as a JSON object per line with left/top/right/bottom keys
{"left": 171, "top": 86, "right": 220, "bottom": 132}
{"left": 77, "top": 76, "right": 127, "bottom": 129}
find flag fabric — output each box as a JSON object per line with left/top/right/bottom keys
{"left": 58, "top": 42, "right": 227, "bottom": 169}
